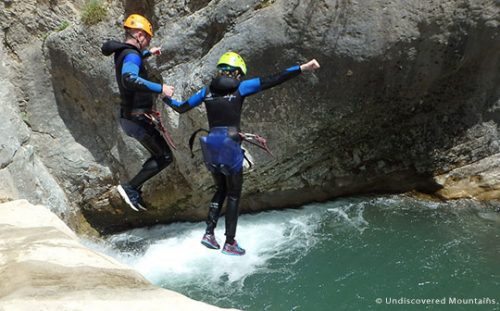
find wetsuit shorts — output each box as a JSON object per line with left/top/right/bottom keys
{"left": 200, "top": 127, "right": 243, "bottom": 175}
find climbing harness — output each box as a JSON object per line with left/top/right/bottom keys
{"left": 189, "top": 128, "right": 272, "bottom": 157}
{"left": 238, "top": 132, "right": 273, "bottom": 156}
{"left": 143, "top": 111, "right": 177, "bottom": 150}
{"left": 188, "top": 128, "right": 273, "bottom": 171}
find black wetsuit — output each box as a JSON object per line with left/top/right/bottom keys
{"left": 101, "top": 40, "right": 172, "bottom": 190}
{"left": 165, "top": 65, "right": 302, "bottom": 243}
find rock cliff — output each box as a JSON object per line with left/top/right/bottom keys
{"left": 0, "top": 0, "right": 498, "bottom": 233}
{"left": 0, "top": 200, "right": 237, "bottom": 311}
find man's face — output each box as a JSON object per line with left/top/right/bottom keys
{"left": 134, "top": 29, "right": 151, "bottom": 49}
{"left": 138, "top": 30, "right": 151, "bottom": 49}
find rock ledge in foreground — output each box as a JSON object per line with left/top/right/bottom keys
{"left": 0, "top": 200, "right": 238, "bottom": 311}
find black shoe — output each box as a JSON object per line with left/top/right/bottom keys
{"left": 117, "top": 184, "right": 147, "bottom": 211}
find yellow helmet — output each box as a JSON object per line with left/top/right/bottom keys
{"left": 217, "top": 51, "right": 247, "bottom": 75}
{"left": 123, "top": 14, "right": 153, "bottom": 37}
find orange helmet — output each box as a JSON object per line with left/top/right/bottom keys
{"left": 123, "top": 14, "right": 153, "bottom": 37}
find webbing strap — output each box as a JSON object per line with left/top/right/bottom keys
{"left": 239, "top": 133, "right": 274, "bottom": 157}
{"left": 188, "top": 128, "right": 209, "bottom": 158}
{"left": 143, "top": 111, "right": 177, "bottom": 150}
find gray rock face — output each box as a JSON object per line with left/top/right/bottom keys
{"left": 0, "top": 0, "right": 114, "bottom": 233}
{"left": 0, "top": 38, "right": 72, "bottom": 222}
{"left": 1, "top": 0, "right": 499, "bottom": 233}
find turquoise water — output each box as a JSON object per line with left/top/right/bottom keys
{"left": 99, "top": 196, "right": 500, "bottom": 311}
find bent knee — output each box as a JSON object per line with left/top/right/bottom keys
{"left": 157, "top": 153, "right": 173, "bottom": 169}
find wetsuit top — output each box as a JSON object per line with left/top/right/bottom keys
{"left": 164, "top": 65, "right": 302, "bottom": 130}
{"left": 101, "top": 40, "right": 162, "bottom": 113}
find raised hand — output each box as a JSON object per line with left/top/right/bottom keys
{"left": 162, "top": 84, "right": 174, "bottom": 97}
{"left": 150, "top": 47, "right": 162, "bottom": 55}
{"left": 300, "top": 59, "right": 320, "bottom": 72}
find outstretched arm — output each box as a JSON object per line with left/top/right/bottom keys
{"left": 141, "top": 46, "right": 162, "bottom": 58}
{"left": 121, "top": 53, "right": 162, "bottom": 93}
{"left": 163, "top": 87, "right": 207, "bottom": 114}
{"left": 122, "top": 52, "right": 175, "bottom": 98}
{"left": 239, "top": 59, "right": 321, "bottom": 97}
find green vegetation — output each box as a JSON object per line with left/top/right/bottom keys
{"left": 41, "top": 21, "right": 71, "bottom": 40}
{"left": 81, "top": 0, "right": 107, "bottom": 25}
{"left": 55, "top": 20, "right": 70, "bottom": 32}
{"left": 20, "top": 111, "right": 30, "bottom": 127}
{"left": 255, "top": 0, "right": 275, "bottom": 10}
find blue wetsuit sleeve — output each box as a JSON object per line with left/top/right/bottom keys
{"left": 121, "top": 53, "right": 162, "bottom": 93}
{"left": 239, "top": 65, "right": 302, "bottom": 97}
{"left": 163, "top": 87, "right": 206, "bottom": 113}
{"left": 238, "top": 78, "right": 262, "bottom": 97}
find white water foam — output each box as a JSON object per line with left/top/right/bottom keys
{"left": 327, "top": 199, "right": 370, "bottom": 233}
{"left": 81, "top": 196, "right": 499, "bottom": 309}
{"left": 92, "top": 205, "right": 329, "bottom": 290}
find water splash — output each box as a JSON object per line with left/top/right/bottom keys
{"left": 327, "top": 202, "right": 369, "bottom": 233}
{"left": 92, "top": 204, "right": 332, "bottom": 292}
{"left": 82, "top": 196, "right": 500, "bottom": 311}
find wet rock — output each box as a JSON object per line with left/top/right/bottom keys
{"left": 434, "top": 153, "right": 500, "bottom": 201}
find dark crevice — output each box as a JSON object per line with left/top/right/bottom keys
{"left": 187, "top": 0, "right": 213, "bottom": 13}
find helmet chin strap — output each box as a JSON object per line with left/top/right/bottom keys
{"left": 133, "top": 34, "right": 144, "bottom": 50}
{"left": 126, "top": 30, "right": 144, "bottom": 50}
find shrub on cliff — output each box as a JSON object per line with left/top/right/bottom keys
{"left": 81, "top": 0, "right": 107, "bottom": 25}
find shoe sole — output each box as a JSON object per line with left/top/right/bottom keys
{"left": 221, "top": 249, "right": 246, "bottom": 256}
{"left": 201, "top": 240, "right": 220, "bottom": 250}
{"left": 116, "top": 185, "right": 145, "bottom": 212}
